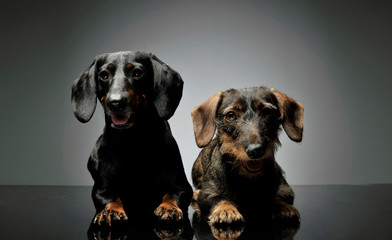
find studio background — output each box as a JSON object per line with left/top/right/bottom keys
{"left": 0, "top": 0, "right": 391, "bottom": 186}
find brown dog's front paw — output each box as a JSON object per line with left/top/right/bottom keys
{"left": 209, "top": 200, "right": 245, "bottom": 225}
{"left": 154, "top": 194, "right": 183, "bottom": 221}
{"left": 93, "top": 198, "right": 128, "bottom": 226}
{"left": 272, "top": 199, "right": 300, "bottom": 222}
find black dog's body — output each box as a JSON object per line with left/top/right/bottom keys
{"left": 88, "top": 114, "right": 189, "bottom": 218}
{"left": 191, "top": 87, "right": 304, "bottom": 225}
{"left": 72, "top": 51, "right": 192, "bottom": 226}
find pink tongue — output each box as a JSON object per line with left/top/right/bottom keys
{"left": 245, "top": 160, "right": 263, "bottom": 172}
{"left": 111, "top": 114, "right": 130, "bottom": 125}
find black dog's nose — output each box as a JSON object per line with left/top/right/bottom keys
{"left": 246, "top": 143, "right": 265, "bottom": 159}
{"left": 107, "top": 97, "right": 127, "bottom": 112}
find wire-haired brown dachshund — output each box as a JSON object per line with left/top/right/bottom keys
{"left": 190, "top": 87, "right": 304, "bottom": 225}
{"left": 71, "top": 51, "right": 192, "bottom": 226}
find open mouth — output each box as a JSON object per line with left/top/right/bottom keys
{"left": 111, "top": 113, "right": 131, "bottom": 127}
{"left": 243, "top": 160, "right": 263, "bottom": 173}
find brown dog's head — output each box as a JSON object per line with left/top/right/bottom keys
{"left": 191, "top": 87, "right": 303, "bottom": 177}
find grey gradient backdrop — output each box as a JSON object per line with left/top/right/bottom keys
{"left": 0, "top": 0, "right": 391, "bottom": 186}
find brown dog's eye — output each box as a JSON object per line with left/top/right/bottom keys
{"left": 132, "top": 68, "right": 144, "bottom": 78}
{"left": 226, "top": 111, "right": 237, "bottom": 122}
{"left": 98, "top": 71, "right": 109, "bottom": 80}
{"left": 263, "top": 108, "right": 273, "bottom": 115}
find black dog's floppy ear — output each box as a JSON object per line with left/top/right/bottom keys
{"left": 71, "top": 60, "right": 97, "bottom": 123}
{"left": 271, "top": 88, "right": 304, "bottom": 142}
{"left": 191, "top": 92, "right": 223, "bottom": 148}
{"left": 151, "top": 54, "right": 184, "bottom": 120}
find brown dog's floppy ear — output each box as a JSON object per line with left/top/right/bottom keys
{"left": 271, "top": 88, "right": 304, "bottom": 142}
{"left": 151, "top": 54, "right": 184, "bottom": 120}
{"left": 71, "top": 60, "right": 97, "bottom": 123}
{"left": 191, "top": 92, "right": 223, "bottom": 148}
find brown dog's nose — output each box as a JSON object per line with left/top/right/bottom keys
{"left": 246, "top": 143, "right": 264, "bottom": 159}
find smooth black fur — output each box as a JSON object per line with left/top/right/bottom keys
{"left": 71, "top": 51, "right": 192, "bottom": 225}
{"left": 191, "top": 87, "right": 303, "bottom": 224}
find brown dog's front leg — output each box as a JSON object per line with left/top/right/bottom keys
{"left": 208, "top": 200, "right": 245, "bottom": 225}
{"left": 93, "top": 198, "right": 128, "bottom": 226}
{"left": 154, "top": 193, "right": 183, "bottom": 221}
{"left": 271, "top": 198, "right": 300, "bottom": 222}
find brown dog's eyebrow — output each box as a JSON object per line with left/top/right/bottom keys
{"left": 108, "top": 64, "right": 115, "bottom": 69}
{"left": 252, "top": 101, "right": 277, "bottom": 111}
{"left": 125, "top": 63, "right": 132, "bottom": 69}
{"left": 222, "top": 107, "right": 237, "bottom": 115}
{"left": 222, "top": 97, "right": 247, "bottom": 113}
{"left": 263, "top": 102, "right": 277, "bottom": 109}
{"left": 222, "top": 104, "right": 243, "bottom": 114}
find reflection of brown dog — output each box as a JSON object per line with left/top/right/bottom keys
{"left": 191, "top": 87, "right": 304, "bottom": 225}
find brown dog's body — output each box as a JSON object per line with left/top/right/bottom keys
{"left": 191, "top": 87, "right": 304, "bottom": 225}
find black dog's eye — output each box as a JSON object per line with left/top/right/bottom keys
{"left": 98, "top": 71, "right": 109, "bottom": 80}
{"left": 132, "top": 68, "right": 144, "bottom": 78}
{"left": 225, "top": 111, "right": 237, "bottom": 122}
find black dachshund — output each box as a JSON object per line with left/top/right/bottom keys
{"left": 191, "top": 87, "right": 303, "bottom": 226}
{"left": 71, "top": 51, "right": 192, "bottom": 226}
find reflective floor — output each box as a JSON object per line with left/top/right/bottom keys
{"left": 0, "top": 185, "right": 391, "bottom": 239}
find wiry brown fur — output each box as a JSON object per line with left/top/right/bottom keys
{"left": 191, "top": 87, "right": 303, "bottom": 225}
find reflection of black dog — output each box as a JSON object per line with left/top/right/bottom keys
{"left": 191, "top": 87, "right": 304, "bottom": 225}
{"left": 87, "top": 213, "right": 194, "bottom": 240}
{"left": 72, "top": 51, "right": 192, "bottom": 226}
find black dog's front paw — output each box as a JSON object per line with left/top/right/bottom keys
{"left": 154, "top": 202, "right": 183, "bottom": 221}
{"left": 154, "top": 194, "right": 184, "bottom": 222}
{"left": 154, "top": 225, "right": 183, "bottom": 240}
{"left": 88, "top": 227, "right": 129, "bottom": 240}
{"left": 93, "top": 209, "right": 128, "bottom": 227}
{"left": 93, "top": 199, "right": 128, "bottom": 226}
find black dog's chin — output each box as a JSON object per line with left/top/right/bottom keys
{"left": 111, "top": 122, "right": 134, "bottom": 129}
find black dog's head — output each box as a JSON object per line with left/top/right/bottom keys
{"left": 71, "top": 51, "right": 183, "bottom": 129}
{"left": 191, "top": 87, "right": 303, "bottom": 177}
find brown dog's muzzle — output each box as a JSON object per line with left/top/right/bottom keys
{"left": 245, "top": 143, "right": 265, "bottom": 159}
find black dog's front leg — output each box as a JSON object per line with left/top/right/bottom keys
{"left": 154, "top": 192, "right": 185, "bottom": 221}
{"left": 154, "top": 133, "right": 193, "bottom": 222}
{"left": 88, "top": 152, "right": 128, "bottom": 227}
{"left": 154, "top": 182, "right": 192, "bottom": 221}
{"left": 91, "top": 180, "right": 128, "bottom": 227}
